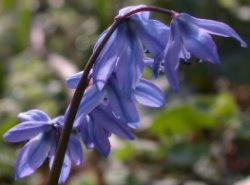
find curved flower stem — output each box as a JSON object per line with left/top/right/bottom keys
{"left": 115, "top": 6, "right": 177, "bottom": 20}
{"left": 47, "top": 5, "right": 175, "bottom": 185}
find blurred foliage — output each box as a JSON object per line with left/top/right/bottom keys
{"left": 151, "top": 92, "right": 238, "bottom": 138}
{"left": 0, "top": 0, "right": 250, "bottom": 185}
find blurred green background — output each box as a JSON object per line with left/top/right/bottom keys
{"left": 0, "top": 0, "right": 250, "bottom": 185}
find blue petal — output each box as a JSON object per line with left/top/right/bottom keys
{"left": 115, "top": 24, "right": 144, "bottom": 94}
{"left": 49, "top": 154, "right": 72, "bottom": 184}
{"left": 48, "top": 134, "right": 57, "bottom": 158}
{"left": 77, "top": 115, "right": 94, "bottom": 149}
{"left": 76, "top": 85, "right": 105, "bottom": 118}
{"left": 134, "top": 19, "right": 169, "bottom": 58}
{"left": 68, "top": 135, "right": 83, "bottom": 165}
{"left": 143, "top": 57, "right": 154, "bottom": 68}
{"left": 117, "top": 5, "right": 149, "bottom": 20}
{"left": 179, "top": 13, "right": 247, "bottom": 47}
{"left": 15, "top": 132, "right": 52, "bottom": 179}
{"left": 93, "top": 25, "right": 127, "bottom": 90}
{"left": 131, "top": 18, "right": 170, "bottom": 78}
{"left": 178, "top": 17, "right": 220, "bottom": 64}
{"left": 91, "top": 122, "right": 110, "bottom": 157}
{"left": 134, "top": 79, "right": 165, "bottom": 107}
{"left": 179, "top": 47, "right": 191, "bottom": 61}
{"left": 163, "top": 20, "right": 182, "bottom": 92}
{"left": 91, "top": 104, "right": 134, "bottom": 140}
{"left": 107, "top": 76, "right": 140, "bottom": 128}
{"left": 66, "top": 71, "right": 83, "bottom": 89}
{"left": 17, "top": 109, "right": 51, "bottom": 122}
{"left": 58, "top": 154, "right": 72, "bottom": 184}
{"left": 52, "top": 115, "right": 65, "bottom": 126}
{"left": 144, "top": 57, "right": 166, "bottom": 76}
{"left": 93, "top": 29, "right": 109, "bottom": 51}
{"left": 3, "top": 121, "right": 51, "bottom": 143}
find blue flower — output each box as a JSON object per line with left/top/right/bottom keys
{"left": 106, "top": 74, "right": 165, "bottom": 128}
{"left": 75, "top": 103, "right": 134, "bottom": 157}
{"left": 67, "top": 72, "right": 165, "bottom": 129}
{"left": 3, "top": 110, "right": 83, "bottom": 184}
{"left": 92, "top": 5, "right": 170, "bottom": 95}
{"left": 160, "top": 13, "right": 247, "bottom": 91}
{"left": 68, "top": 71, "right": 165, "bottom": 156}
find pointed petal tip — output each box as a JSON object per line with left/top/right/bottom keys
{"left": 241, "top": 41, "right": 248, "bottom": 48}
{"left": 159, "top": 101, "right": 166, "bottom": 108}
{"left": 210, "top": 57, "right": 221, "bottom": 65}
{"left": 122, "top": 129, "right": 135, "bottom": 140}
{"left": 151, "top": 99, "right": 166, "bottom": 108}
{"left": 214, "top": 59, "right": 221, "bottom": 65}
{"left": 97, "top": 147, "right": 110, "bottom": 158}
{"left": 232, "top": 34, "right": 248, "bottom": 48}
{"left": 15, "top": 169, "right": 29, "bottom": 180}
{"left": 166, "top": 73, "right": 180, "bottom": 93}
{"left": 128, "top": 135, "right": 135, "bottom": 140}
{"left": 96, "top": 81, "right": 105, "bottom": 90}
{"left": 2, "top": 132, "right": 8, "bottom": 140}
{"left": 15, "top": 170, "right": 30, "bottom": 180}
{"left": 128, "top": 122, "right": 140, "bottom": 129}
{"left": 15, "top": 173, "right": 20, "bottom": 180}
{"left": 104, "top": 153, "right": 109, "bottom": 158}
{"left": 2, "top": 133, "right": 13, "bottom": 143}
{"left": 134, "top": 79, "right": 166, "bottom": 108}
{"left": 171, "top": 85, "right": 179, "bottom": 93}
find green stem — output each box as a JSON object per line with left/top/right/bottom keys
{"left": 47, "top": 5, "right": 174, "bottom": 185}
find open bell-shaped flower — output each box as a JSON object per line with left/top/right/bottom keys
{"left": 3, "top": 110, "right": 83, "bottom": 184}
{"left": 92, "top": 5, "right": 170, "bottom": 95}
{"left": 160, "top": 12, "right": 247, "bottom": 91}
{"left": 76, "top": 103, "right": 135, "bottom": 157}
{"left": 67, "top": 72, "right": 165, "bottom": 129}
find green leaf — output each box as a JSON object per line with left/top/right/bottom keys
{"left": 0, "top": 0, "right": 15, "bottom": 10}
{"left": 218, "top": 0, "right": 238, "bottom": 10}
{"left": 150, "top": 103, "right": 216, "bottom": 136}
{"left": 211, "top": 92, "right": 239, "bottom": 118}
{"left": 167, "top": 141, "right": 209, "bottom": 167}
{"left": 114, "top": 142, "right": 134, "bottom": 161}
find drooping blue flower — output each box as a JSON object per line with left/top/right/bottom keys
{"left": 92, "top": 5, "right": 170, "bottom": 95}
{"left": 159, "top": 12, "right": 247, "bottom": 91}
{"left": 67, "top": 72, "right": 165, "bottom": 129}
{"left": 67, "top": 70, "right": 165, "bottom": 156}
{"left": 75, "top": 103, "right": 135, "bottom": 157}
{"left": 106, "top": 74, "right": 165, "bottom": 128}
{"left": 3, "top": 110, "right": 83, "bottom": 184}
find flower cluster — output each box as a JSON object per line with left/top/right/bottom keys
{"left": 3, "top": 5, "right": 247, "bottom": 184}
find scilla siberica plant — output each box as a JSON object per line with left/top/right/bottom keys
{"left": 3, "top": 4, "right": 247, "bottom": 185}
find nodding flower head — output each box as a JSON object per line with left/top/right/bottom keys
{"left": 67, "top": 72, "right": 165, "bottom": 130}
{"left": 158, "top": 13, "right": 247, "bottom": 92}
{"left": 92, "top": 6, "right": 170, "bottom": 95}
